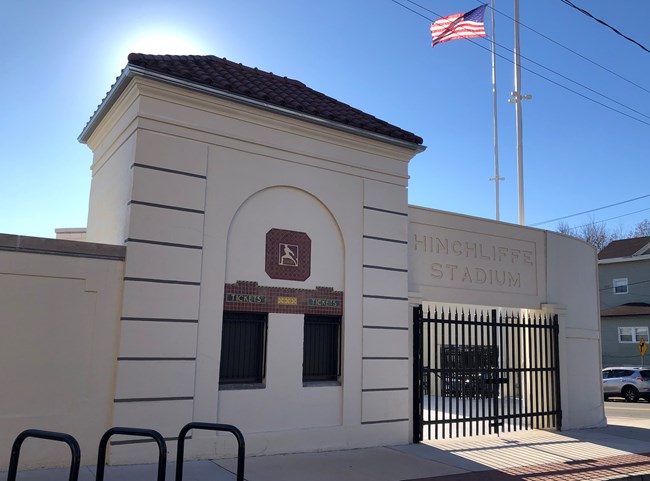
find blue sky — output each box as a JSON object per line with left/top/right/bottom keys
{"left": 1, "top": 1, "right": 648, "bottom": 239}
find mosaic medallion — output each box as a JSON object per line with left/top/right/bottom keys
{"left": 265, "top": 228, "right": 311, "bottom": 281}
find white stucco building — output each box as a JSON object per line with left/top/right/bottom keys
{"left": 0, "top": 54, "right": 604, "bottom": 469}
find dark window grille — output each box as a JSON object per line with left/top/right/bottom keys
{"left": 303, "top": 315, "right": 341, "bottom": 382}
{"left": 219, "top": 312, "right": 267, "bottom": 384}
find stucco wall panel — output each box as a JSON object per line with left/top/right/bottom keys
{"left": 363, "top": 268, "right": 408, "bottom": 299}
{"left": 408, "top": 206, "right": 547, "bottom": 308}
{"left": 545, "top": 232, "right": 604, "bottom": 429}
{"left": 0, "top": 248, "right": 123, "bottom": 469}
{"left": 135, "top": 85, "right": 410, "bottom": 181}
{"left": 218, "top": 314, "right": 342, "bottom": 432}
{"left": 361, "top": 390, "right": 409, "bottom": 423}
{"left": 114, "top": 360, "right": 196, "bottom": 399}
{"left": 363, "top": 297, "right": 408, "bottom": 328}
{"left": 123, "top": 242, "right": 202, "bottom": 282}
{"left": 121, "top": 282, "right": 200, "bottom": 319}
{"left": 218, "top": 387, "right": 343, "bottom": 433}
{"left": 362, "top": 328, "right": 409, "bottom": 358}
{"left": 131, "top": 166, "right": 207, "bottom": 211}
{"left": 362, "top": 359, "right": 409, "bottom": 390}
{"left": 86, "top": 134, "right": 135, "bottom": 244}
{"left": 112, "top": 399, "right": 193, "bottom": 439}
{"left": 561, "top": 337, "right": 605, "bottom": 428}
{"left": 134, "top": 129, "right": 208, "bottom": 176}
{"left": 127, "top": 204, "right": 204, "bottom": 247}
{"left": 118, "top": 322, "right": 198, "bottom": 358}
{"left": 363, "top": 237, "right": 408, "bottom": 271}
{"left": 364, "top": 179, "right": 408, "bottom": 213}
{"left": 224, "top": 184, "right": 345, "bottom": 289}
{"left": 364, "top": 209, "right": 408, "bottom": 242}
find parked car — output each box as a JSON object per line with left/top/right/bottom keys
{"left": 602, "top": 367, "right": 650, "bottom": 402}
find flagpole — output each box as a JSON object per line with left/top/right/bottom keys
{"left": 489, "top": 0, "right": 503, "bottom": 221}
{"left": 509, "top": 0, "right": 531, "bottom": 225}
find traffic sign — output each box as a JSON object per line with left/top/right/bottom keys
{"left": 639, "top": 339, "right": 648, "bottom": 357}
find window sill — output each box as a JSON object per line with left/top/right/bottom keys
{"left": 303, "top": 380, "right": 341, "bottom": 387}
{"left": 219, "top": 383, "right": 266, "bottom": 391}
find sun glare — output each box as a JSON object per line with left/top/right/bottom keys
{"left": 130, "top": 32, "right": 202, "bottom": 55}
{"left": 129, "top": 30, "right": 204, "bottom": 56}
{"left": 109, "top": 26, "right": 208, "bottom": 74}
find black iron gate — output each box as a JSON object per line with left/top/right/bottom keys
{"left": 413, "top": 306, "right": 562, "bottom": 441}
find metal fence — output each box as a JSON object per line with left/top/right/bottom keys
{"left": 413, "top": 306, "right": 562, "bottom": 441}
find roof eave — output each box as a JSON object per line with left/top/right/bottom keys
{"left": 598, "top": 255, "right": 650, "bottom": 265}
{"left": 79, "top": 65, "right": 426, "bottom": 153}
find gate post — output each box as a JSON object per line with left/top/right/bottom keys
{"left": 490, "top": 309, "right": 502, "bottom": 435}
{"left": 412, "top": 305, "right": 423, "bottom": 443}
{"left": 553, "top": 314, "right": 563, "bottom": 431}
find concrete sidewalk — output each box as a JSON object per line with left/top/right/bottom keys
{"left": 4, "top": 417, "right": 650, "bottom": 481}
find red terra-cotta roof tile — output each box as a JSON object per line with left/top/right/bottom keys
{"left": 598, "top": 236, "right": 650, "bottom": 260}
{"left": 126, "top": 53, "right": 423, "bottom": 145}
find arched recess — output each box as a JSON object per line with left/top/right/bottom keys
{"left": 218, "top": 185, "right": 346, "bottom": 433}
{"left": 225, "top": 185, "right": 344, "bottom": 290}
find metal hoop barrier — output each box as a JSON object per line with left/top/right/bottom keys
{"left": 175, "top": 422, "right": 245, "bottom": 481}
{"left": 96, "top": 427, "right": 167, "bottom": 481}
{"left": 7, "top": 429, "right": 81, "bottom": 481}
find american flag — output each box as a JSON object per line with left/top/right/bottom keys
{"left": 430, "top": 4, "right": 488, "bottom": 48}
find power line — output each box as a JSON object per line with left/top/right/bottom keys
{"left": 559, "top": 0, "right": 650, "bottom": 55}
{"left": 393, "top": 1, "right": 650, "bottom": 230}
{"left": 509, "top": 45, "right": 650, "bottom": 121}
{"left": 479, "top": 0, "right": 650, "bottom": 96}
{"left": 394, "top": 0, "right": 650, "bottom": 127}
{"left": 564, "top": 208, "right": 650, "bottom": 231}
{"left": 529, "top": 194, "right": 650, "bottom": 227}
{"left": 600, "top": 279, "right": 650, "bottom": 292}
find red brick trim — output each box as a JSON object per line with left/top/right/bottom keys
{"left": 224, "top": 281, "right": 343, "bottom": 315}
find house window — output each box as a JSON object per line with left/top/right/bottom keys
{"left": 613, "top": 278, "right": 628, "bottom": 294}
{"left": 219, "top": 312, "right": 267, "bottom": 385}
{"left": 303, "top": 315, "right": 341, "bottom": 383}
{"left": 618, "top": 327, "right": 649, "bottom": 343}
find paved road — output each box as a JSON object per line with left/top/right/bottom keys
{"left": 605, "top": 397, "right": 650, "bottom": 419}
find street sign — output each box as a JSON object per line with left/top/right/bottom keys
{"left": 639, "top": 339, "right": 648, "bottom": 357}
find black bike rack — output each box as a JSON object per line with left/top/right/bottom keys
{"left": 7, "top": 429, "right": 81, "bottom": 481}
{"left": 175, "top": 422, "right": 245, "bottom": 481}
{"left": 95, "top": 427, "right": 167, "bottom": 481}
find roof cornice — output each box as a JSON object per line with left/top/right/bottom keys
{"left": 598, "top": 255, "right": 650, "bottom": 265}
{"left": 79, "top": 65, "right": 426, "bottom": 153}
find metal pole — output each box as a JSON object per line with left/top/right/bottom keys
{"left": 513, "top": 0, "right": 525, "bottom": 225}
{"left": 489, "top": 0, "right": 503, "bottom": 221}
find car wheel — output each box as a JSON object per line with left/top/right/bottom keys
{"left": 622, "top": 386, "right": 639, "bottom": 403}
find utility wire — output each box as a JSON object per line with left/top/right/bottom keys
{"left": 567, "top": 208, "right": 650, "bottom": 231}
{"left": 529, "top": 194, "right": 650, "bottom": 227}
{"left": 600, "top": 279, "right": 650, "bottom": 292}
{"left": 394, "top": 0, "right": 650, "bottom": 127}
{"left": 412, "top": 0, "right": 650, "bottom": 120}
{"left": 559, "top": 0, "right": 650, "bottom": 55}
{"left": 478, "top": 0, "right": 650, "bottom": 95}
{"left": 396, "top": 1, "right": 650, "bottom": 229}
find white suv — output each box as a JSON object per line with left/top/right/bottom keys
{"left": 602, "top": 367, "right": 650, "bottom": 403}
